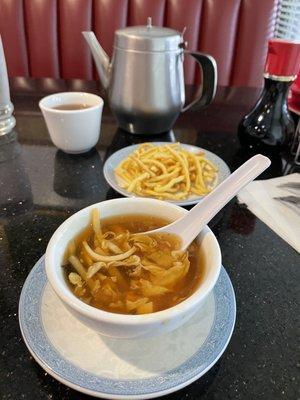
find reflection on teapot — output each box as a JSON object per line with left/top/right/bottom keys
{"left": 54, "top": 149, "right": 105, "bottom": 200}
{"left": 104, "top": 128, "right": 176, "bottom": 162}
{"left": 83, "top": 18, "right": 217, "bottom": 134}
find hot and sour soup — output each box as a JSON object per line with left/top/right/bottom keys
{"left": 63, "top": 211, "right": 203, "bottom": 315}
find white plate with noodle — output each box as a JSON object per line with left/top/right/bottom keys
{"left": 103, "top": 142, "right": 230, "bottom": 206}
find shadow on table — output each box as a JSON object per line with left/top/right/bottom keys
{"left": 105, "top": 187, "right": 124, "bottom": 200}
{"left": 103, "top": 128, "right": 176, "bottom": 162}
{"left": 233, "top": 146, "right": 295, "bottom": 179}
{"left": 53, "top": 148, "right": 106, "bottom": 200}
{"left": 162, "top": 362, "right": 220, "bottom": 399}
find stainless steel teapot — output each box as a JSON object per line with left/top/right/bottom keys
{"left": 83, "top": 18, "right": 217, "bottom": 134}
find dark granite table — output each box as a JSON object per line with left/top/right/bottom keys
{"left": 0, "top": 78, "right": 299, "bottom": 400}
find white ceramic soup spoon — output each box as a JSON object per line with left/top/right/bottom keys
{"left": 147, "top": 154, "right": 271, "bottom": 249}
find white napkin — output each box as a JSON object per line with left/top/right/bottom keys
{"left": 237, "top": 173, "right": 300, "bottom": 253}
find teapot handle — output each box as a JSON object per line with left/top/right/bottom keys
{"left": 182, "top": 51, "right": 217, "bottom": 112}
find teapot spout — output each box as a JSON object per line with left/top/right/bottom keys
{"left": 82, "top": 31, "right": 110, "bottom": 90}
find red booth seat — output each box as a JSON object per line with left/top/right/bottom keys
{"left": 0, "top": 0, "right": 278, "bottom": 87}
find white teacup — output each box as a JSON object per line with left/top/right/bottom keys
{"left": 39, "top": 92, "right": 103, "bottom": 154}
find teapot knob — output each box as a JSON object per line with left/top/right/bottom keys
{"left": 147, "top": 17, "right": 152, "bottom": 29}
{"left": 179, "top": 41, "right": 188, "bottom": 49}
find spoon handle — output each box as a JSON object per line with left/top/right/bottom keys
{"left": 166, "top": 154, "right": 271, "bottom": 249}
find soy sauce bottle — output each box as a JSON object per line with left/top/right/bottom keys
{"left": 238, "top": 39, "right": 300, "bottom": 150}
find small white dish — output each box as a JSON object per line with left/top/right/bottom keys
{"left": 39, "top": 92, "right": 103, "bottom": 154}
{"left": 19, "top": 256, "right": 236, "bottom": 399}
{"left": 45, "top": 198, "right": 221, "bottom": 338}
{"left": 103, "top": 142, "right": 231, "bottom": 206}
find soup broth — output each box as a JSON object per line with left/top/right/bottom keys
{"left": 63, "top": 212, "right": 203, "bottom": 314}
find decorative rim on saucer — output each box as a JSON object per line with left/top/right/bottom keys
{"left": 19, "top": 256, "right": 236, "bottom": 399}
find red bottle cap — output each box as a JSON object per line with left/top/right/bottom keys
{"left": 264, "top": 39, "right": 300, "bottom": 79}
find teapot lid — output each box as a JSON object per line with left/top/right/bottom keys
{"left": 115, "top": 17, "right": 183, "bottom": 52}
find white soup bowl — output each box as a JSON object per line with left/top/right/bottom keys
{"left": 45, "top": 198, "right": 221, "bottom": 339}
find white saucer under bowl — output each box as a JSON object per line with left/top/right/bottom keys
{"left": 103, "top": 142, "right": 231, "bottom": 207}
{"left": 19, "top": 256, "right": 236, "bottom": 399}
